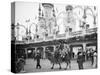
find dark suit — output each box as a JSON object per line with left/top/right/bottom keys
{"left": 77, "top": 52, "right": 84, "bottom": 69}
{"left": 36, "top": 52, "right": 41, "bottom": 69}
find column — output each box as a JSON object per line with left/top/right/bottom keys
{"left": 54, "top": 45, "right": 56, "bottom": 51}
{"left": 83, "top": 43, "right": 86, "bottom": 61}
{"left": 35, "top": 47, "right": 37, "bottom": 52}
{"left": 34, "top": 47, "right": 37, "bottom": 58}
{"left": 43, "top": 46, "right": 46, "bottom": 59}
{"left": 25, "top": 48, "right": 28, "bottom": 59}
{"left": 83, "top": 43, "right": 86, "bottom": 52}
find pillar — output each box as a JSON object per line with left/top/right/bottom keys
{"left": 54, "top": 45, "right": 56, "bottom": 51}
{"left": 83, "top": 43, "right": 86, "bottom": 52}
{"left": 35, "top": 47, "right": 37, "bottom": 52}
{"left": 43, "top": 46, "right": 46, "bottom": 59}
{"left": 83, "top": 43, "right": 86, "bottom": 61}
{"left": 25, "top": 48, "right": 28, "bottom": 59}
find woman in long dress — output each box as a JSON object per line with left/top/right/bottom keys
{"left": 92, "top": 51, "right": 97, "bottom": 68}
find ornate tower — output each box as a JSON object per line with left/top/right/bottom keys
{"left": 65, "top": 5, "right": 76, "bottom": 32}
{"left": 42, "top": 3, "right": 56, "bottom": 36}
{"left": 37, "top": 3, "right": 56, "bottom": 38}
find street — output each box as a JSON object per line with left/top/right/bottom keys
{"left": 22, "top": 59, "right": 95, "bottom": 73}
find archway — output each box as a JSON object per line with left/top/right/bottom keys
{"left": 70, "top": 44, "right": 83, "bottom": 59}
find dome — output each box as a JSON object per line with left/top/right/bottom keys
{"left": 42, "top": 3, "right": 54, "bottom": 8}
{"left": 66, "top": 5, "right": 73, "bottom": 11}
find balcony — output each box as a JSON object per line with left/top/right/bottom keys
{"left": 14, "top": 27, "right": 97, "bottom": 45}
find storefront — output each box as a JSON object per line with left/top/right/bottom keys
{"left": 27, "top": 48, "right": 35, "bottom": 58}
{"left": 70, "top": 44, "right": 83, "bottom": 59}
{"left": 86, "top": 42, "right": 97, "bottom": 51}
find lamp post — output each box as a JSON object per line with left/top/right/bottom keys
{"left": 84, "top": 6, "right": 97, "bottom": 29}
{"left": 25, "top": 19, "right": 30, "bottom": 41}
{"left": 73, "top": 5, "right": 97, "bottom": 34}
{"left": 29, "top": 22, "right": 38, "bottom": 40}
{"left": 93, "top": 6, "right": 97, "bottom": 27}
{"left": 15, "top": 23, "right": 26, "bottom": 41}
{"left": 15, "top": 21, "right": 37, "bottom": 42}
{"left": 73, "top": 6, "right": 84, "bottom": 29}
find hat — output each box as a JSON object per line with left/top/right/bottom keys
{"left": 94, "top": 52, "right": 97, "bottom": 56}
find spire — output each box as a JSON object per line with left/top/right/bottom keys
{"left": 42, "top": 11, "right": 44, "bottom": 17}
{"left": 38, "top": 3, "right": 41, "bottom": 17}
{"left": 53, "top": 7, "right": 56, "bottom": 17}
{"left": 94, "top": 6, "right": 96, "bottom": 10}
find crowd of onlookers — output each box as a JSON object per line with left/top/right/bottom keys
{"left": 76, "top": 48, "right": 97, "bottom": 69}
{"left": 14, "top": 47, "right": 97, "bottom": 72}
{"left": 85, "top": 48, "right": 97, "bottom": 67}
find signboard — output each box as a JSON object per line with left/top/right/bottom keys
{"left": 35, "top": 38, "right": 44, "bottom": 42}
{"left": 86, "top": 28, "right": 97, "bottom": 34}
{"left": 45, "top": 36, "right": 54, "bottom": 41}
{"left": 56, "top": 34, "right": 66, "bottom": 39}
{"left": 69, "top": 30, "right": 83, "bottom": 37}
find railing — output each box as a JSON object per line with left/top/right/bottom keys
{"left": 35, "top": 38, "right": 44, "bottom": 42}
{"left": 69, "top": 30, "right": 83, "bottom": 37}
{"left": 56, "top": 33, "right": 66, "bottom": 39}
{"left": 86, "top": 28, "right": 97, "bottom": 34}
{"left": 69, "top": 27, "right": 97, "bottom": 37}
{"left": 15, "top": 40, "right": 25, "bottom": 44}
{"left": 45, "top": 36, "right": 54, "bottom": 41}
{"left": 15, "top": 27, "right": 97, "bottom": 44}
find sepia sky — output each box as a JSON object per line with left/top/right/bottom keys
{"left": 15, "top": 2, "right": 68, "bottom": 35}
{"left": 14, "top": 2, "right": 97, "bottom": 36}
{"left": 15, "top": 2, "right": 66, "bottom": 26}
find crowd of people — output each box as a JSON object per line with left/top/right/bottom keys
{"left": 76, "top": 48, "right": 97, "bottom": 69}
{"left": 85, "top": 48, "right": 97, "bottom": 67}
{"left": 15, "top": 45, "right": 97, "bottom": 72}
{"left": 33, "top": 45, "right": 97, "bottom": 70}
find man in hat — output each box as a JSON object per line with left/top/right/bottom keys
{"left": 90, "top": 48, "right": 94, "bottom": 65}
{"left": 77, "top": 48, "right": 84, "bottom": 69}
{"left": 92, "top": 51, "right": 97, "bottom": 68}
{"left": 36, "top": 49, "right": 41, "bottom": 69}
